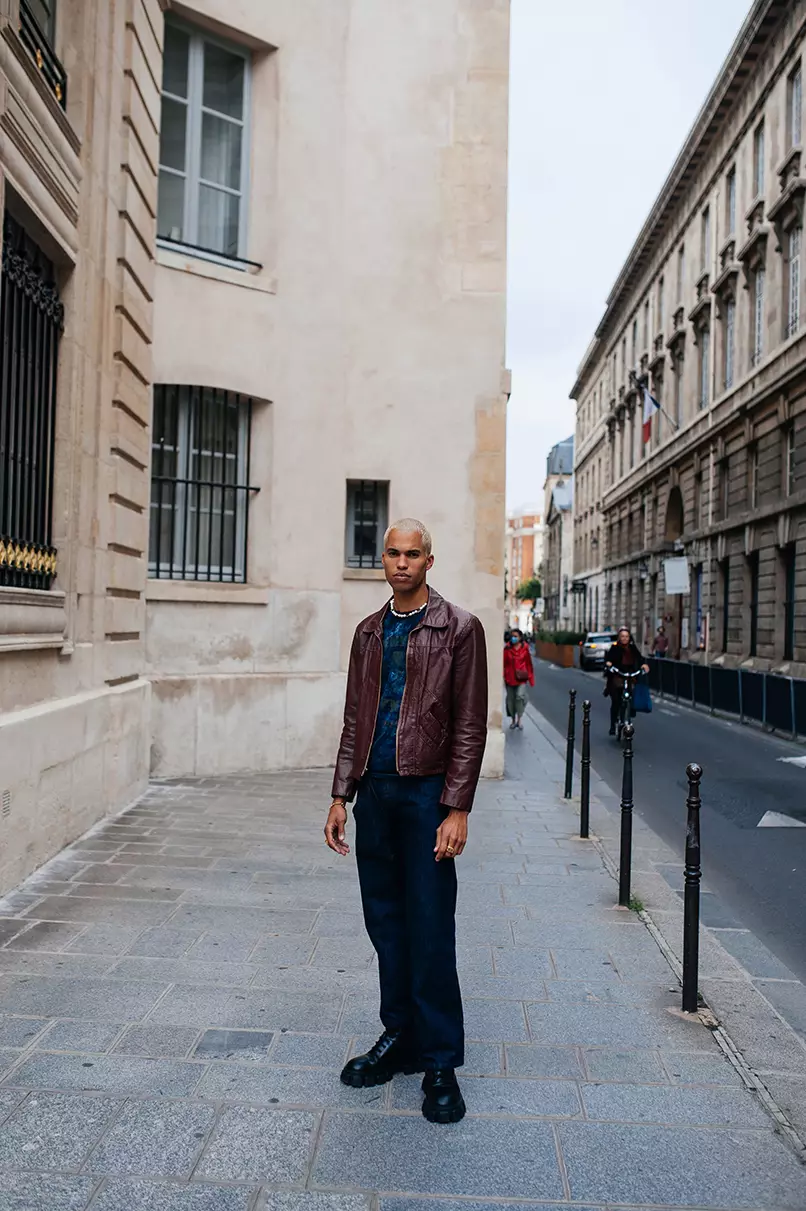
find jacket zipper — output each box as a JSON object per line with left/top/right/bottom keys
{"left": 361, "top": 632, "right": 383, "bottom": 776}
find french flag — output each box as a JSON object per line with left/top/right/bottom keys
{"left": 642, "top": 387, "right": 660, "bottom": 443}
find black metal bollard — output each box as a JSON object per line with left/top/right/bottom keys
{"left": 618, "top": 723, "right": 634, "bottom": 907}
{"left": 682, "top": 763, "right": 703, "bottom": 1013}
{"left": 580, "top": 700, "right": 591, "bottom": 838}
{"left": 564, "top": 689, "right": 577, "bottom": 799}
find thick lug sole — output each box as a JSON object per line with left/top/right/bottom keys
{"left": 422, "top": 1096, "right": 466, "bottom": 1124}
{"left": 341, "top": 1062, "right": 419, "bottom": 1088}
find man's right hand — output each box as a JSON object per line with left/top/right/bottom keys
{"left": 324, "top": 800, "right": 349, "bottom": 855}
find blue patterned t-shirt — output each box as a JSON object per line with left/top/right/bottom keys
{"left": 367, "top": 605, "right": 425, "bottom": 774}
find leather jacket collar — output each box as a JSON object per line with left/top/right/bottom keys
{"left": 360, "top": 586, "right": 450, "bottom": 638}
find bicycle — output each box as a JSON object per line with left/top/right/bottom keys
{"left": 609, "top": 668, "right": 644, "bottom": 742}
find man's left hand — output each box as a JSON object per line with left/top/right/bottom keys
{"left": 435, "top": 809, "right": 468, "bottom": 861}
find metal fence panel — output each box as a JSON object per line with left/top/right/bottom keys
{"left": 740, "top": 669, "right": 764, "bottom": 724}
{"left": 711, "top": 666, "right": 740, "bottom": 714}
{"left": 659, "top": 659, "right": 676, "bottom": 698}
{"left": 677, "top": 662, "right": 694, "bottom": 705}
{"left": 646, "top": 659, "right": 661, "bottom": 693}
{"left": 795, "top": 679, "right": 806, "bottom": 736}
{"left": 692, "top": 664, "right": 711, "bottom": 709}
{"left": 637, "top": 657, "right": 805, "bottom": 736}
{"left": 765, "top": 676, "right": 794, "bottom": 734}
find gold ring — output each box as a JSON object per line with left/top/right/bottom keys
{"left": 446, "top": 846, "right": 455, "bottom": 854}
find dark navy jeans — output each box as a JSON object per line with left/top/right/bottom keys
{"left": 353, "top": 774, "right": 464, "bottom": 1069}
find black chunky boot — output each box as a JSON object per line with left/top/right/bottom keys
{"left": 422, "top": 1068, "right": 466, "bottom": 1123}
{"left": 340, "top": 1031, "right": 418, "bottom": 1088}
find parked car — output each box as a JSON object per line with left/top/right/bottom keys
{"left": 579, "top": 631, "right": 614, "bottom": 670}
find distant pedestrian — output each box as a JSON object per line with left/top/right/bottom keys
{"left": 326, "top": 519, "right": 487, "bottom": 1125}
{"left": 652, "top": 625, "right": 669, "bottom": 658}
{"left": 504, "top": 627, "right": 534, "bottom": 730}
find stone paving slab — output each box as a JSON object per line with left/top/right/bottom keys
{"left": 0, "top": 738, "right": 797, "bottom": 1207}
{"left": 312, "top": 1112, "right": 566, "bottom": 1200}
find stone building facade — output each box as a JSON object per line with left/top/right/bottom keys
{"left": 543, "top": 480, "right": 573, "bottom": 630}
{"left": 0, "top": 0, "right": 158, "bottom": 892}
{"left": 540, "top": 436, "right": 574, "bottom": 629}
{"left": 505, "top": 506, "right": 543, "bottom": 630}
{"left": 571, "top": 0, "right": 806, "bottom": 668}
{"left": 0, "top": 0, "right": 510, "bottom": 892}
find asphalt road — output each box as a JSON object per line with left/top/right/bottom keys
{"left": 527, "top": 657, "right": 806, "bottom": 983}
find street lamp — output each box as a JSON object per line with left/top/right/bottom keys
{"left": 638, "top": 561, "right": 649, "bottom": 581}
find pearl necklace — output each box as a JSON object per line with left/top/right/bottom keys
{"left": 389, "top": 599, "right": 427, "bottom": 619}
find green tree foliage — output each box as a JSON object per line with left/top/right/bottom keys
{"left": 515, "top": 576, "right": 541, "bottom": 601}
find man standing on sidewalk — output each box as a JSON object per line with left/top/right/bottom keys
{"left": 324, "top": 519, "right": 488, "bottom": 1124}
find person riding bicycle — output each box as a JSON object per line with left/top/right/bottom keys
{"left": 604, "top": 627, "right": 649, "bottom": 736}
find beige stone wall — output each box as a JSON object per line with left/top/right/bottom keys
{"left": 148, "top": 0, "right": 510, "bottom": 778}
{"left": 0, "top": 0, "right": 158, "bottom": 890}
{"left": 0, "top": 0, "right": 508, "bottom": 895}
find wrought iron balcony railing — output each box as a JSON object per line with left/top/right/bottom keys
{"left": 18, "top": 0, "right": 67, "bottom": 110}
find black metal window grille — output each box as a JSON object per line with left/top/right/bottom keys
{"left": 784, "top": 545, "right": 796, "bottom": 661}
{"left": 748, "top": 553, "right": 759, "bottom": 657}
{"left": 787, "top": 426, "right": 796, "bottom": 496}
{"left": 19, "top": 1, "right": 66, "bottom": 109}
{"left": 0, "top": 213, "right": 63, "bottom": 591}
{"left": 149, "top": 385, "right": 257, "bottom": 582}
{"left": 345, "top": 480, "right": 389, "bottom": 569}
{"left": 721, "top": 559, "right": 730, "bottom": 652}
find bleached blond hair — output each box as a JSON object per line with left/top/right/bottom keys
{"left": 383, "top": 518, "right": 433, "bottom": 556}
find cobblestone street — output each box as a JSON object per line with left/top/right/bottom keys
{"left": 0, "top": 724, "right": 802, "bottom": 1209}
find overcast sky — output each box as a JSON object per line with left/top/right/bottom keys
{"left": 505, "top": 0, "right": 752, "bottom": 510}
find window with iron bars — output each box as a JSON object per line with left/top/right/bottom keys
{"left": 783, "top": 544, "right": 796, "bottom": 661}
{"left": 748, "top": 552, "right": 759, "bottom": 657}
{"left": 786, "top": 426, "right": 797, "bottom": 497}
{"left": 0, "top": 212, "right": 63, "bottom": 591}
{"left": 749, "top": 444, "right": 759, "bottom": 510}
{"left": 149, "top": 385, "right": 257, "bottom": 582}
{"left": 345, "top": 480, "right": 389, "bottom": 569}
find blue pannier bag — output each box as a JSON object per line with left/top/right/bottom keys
{"left": 633, "top": 681, "right": 652, "bottom": 714}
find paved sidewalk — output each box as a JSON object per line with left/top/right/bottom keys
{"left": 0, "top": 729, "right": 802, "bottom": 1207}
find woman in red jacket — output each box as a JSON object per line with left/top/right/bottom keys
{"left": 503, "top": 628, "right": 534, "bottom": 730}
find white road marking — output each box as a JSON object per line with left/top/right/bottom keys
{"left": 777, "top": 755, "right": 806, "bottom": 767}
{"left": 659, "top": 709, "right": 678, "bottom": 717}
{"left": 757, "top": 811, "right": 806, "bottom": 828}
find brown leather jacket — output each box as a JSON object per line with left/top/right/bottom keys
{"left": 332, "top": 587, "right": 488, "bottom": 812}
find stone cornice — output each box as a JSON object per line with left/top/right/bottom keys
{"left": 570, "top": 0, "right": 791, "bottom": 397}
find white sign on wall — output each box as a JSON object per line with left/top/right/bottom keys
{"left": 663, "top": 557, "right": 690, "bottom": 595}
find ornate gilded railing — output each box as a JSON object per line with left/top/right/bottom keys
{"left": 0, "top": 213, "right": 63, "bottom": 591}
{"left": 18, "top": 1, "right": 67, "bottom": 110}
